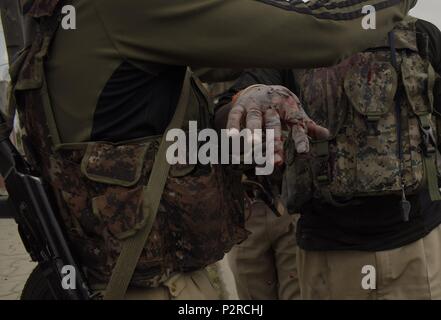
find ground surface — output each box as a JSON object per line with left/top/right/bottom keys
{"left": 0, "top": 217, "right": 238, "bottom": 300}
{"left": 0, "top": 218, "right": 36, "bottom": 300}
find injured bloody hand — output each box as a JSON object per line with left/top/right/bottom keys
{"left": 227, "top": 84, "right": 329, "bottom": 165}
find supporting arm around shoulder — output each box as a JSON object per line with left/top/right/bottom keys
{"left": 95, "top": 0, "right": 413, "bottom": 68}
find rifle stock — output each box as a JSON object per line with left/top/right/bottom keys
{"left": 0, "top": 114, "right": 91, "bottom": 300}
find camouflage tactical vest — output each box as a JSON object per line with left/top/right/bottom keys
{"left": 9, "top": 0, "right": 247, "bottom": 289}
{"left": 282, "top": 18, "right": 441, "bottom": 214}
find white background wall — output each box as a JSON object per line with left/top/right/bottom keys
{"left": 410, "top": 0, "right": 441, "bottom": 29}
{"left": 0, "top": 15, "right": 9, "bottom": 82}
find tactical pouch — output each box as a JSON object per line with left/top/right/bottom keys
{"left": 83, "top": 141, "right": 152, "bottom": 240}
{"left": 282, "top": 20, "right": 441, "bottom": 212}
{"left": 65, "top": 140, "right": 246, "bottom": 287}
{"left": 45, "top": 77, "right": 247, "bottom": 289}
{"left": 401, "top": 56, "right": 441, "bottom": 200}
{"left": 341, "top": 59, "right": 407, "bottom": 195}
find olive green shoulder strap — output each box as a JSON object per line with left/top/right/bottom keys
{"left": 103, "top": 69, "right": 192, "bottom": 300}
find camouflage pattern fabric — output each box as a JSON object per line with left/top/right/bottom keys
{"left": 10, "top": 0, "right": 248, "bottom": 289}
{"left": 282, "top": 17, "right": 440, "bottom": 212}
{"left": 39, "top": 141, "right": 247, "bottom": 288}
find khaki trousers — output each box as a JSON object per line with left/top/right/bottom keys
{"left": 228, "top": 201, "right": 300, "bottom": 300}
{"left": 124, "top": 270, "right": 219, "bottom": 300}
{"left": 298, "top": 224, "right": 441, "bottom": 300}
{"left": 0, "top": 177, "right": 6, "bottom": 196}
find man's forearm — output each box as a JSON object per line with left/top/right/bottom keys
{"left": 96, "top": 0, "right": 413, "bottom": 69}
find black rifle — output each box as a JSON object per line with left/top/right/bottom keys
{"left": 0, "top": 114, "right": 91, "bottom": 300}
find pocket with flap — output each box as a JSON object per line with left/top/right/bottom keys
{"left": 344, "top": 61, "right": 397, "bottom": 119}
{"left": 401, "top": 56, "right": 435, "bottom": 116}
{"left": 81, "top": 142, "right": 150, "bottom": 187}
{"left": 81, "top": 142, "right": 151, "bottom": 239}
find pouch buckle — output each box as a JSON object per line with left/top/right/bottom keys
{"left": 314, "top": 141, "right": 331, "bottom": 186}
{"left": 420, "top": 124, "right": 436, "bottom": 156}
{"left": 365, "top": 116, "right": 381, "bottom": 136}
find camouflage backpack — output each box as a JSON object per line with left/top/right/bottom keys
{"left": 282, "top": 17, "right": 441, "bottom": 219}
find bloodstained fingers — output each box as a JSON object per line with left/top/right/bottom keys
{"left": 268, "top": 92, "right": 309, "bottom": 154}
{"left": 226, "top": 103, "right": 246, "bottom": 135}
{"left": 264, "top": 108, "right": 283, "bottom": 165}
{"left": 245, "top": 101, "right": 264, "bottom": 144}
{"left": 305, "top": 120, "right": 330, "bottom": 140}
{"left": 291, "top": 121, "right": 310, "bottom": 154}
{"left": 280, "top": 97, "right": 303, "bottom": 127}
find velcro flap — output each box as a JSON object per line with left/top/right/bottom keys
{"left": 401, "top": 57, "right": 434, "bottom": 115}
{"left": 344, "top": 61, "right": 397, "bottom": 117}
{"left": 81, "top": 142, "right": 150, "bottom": 187}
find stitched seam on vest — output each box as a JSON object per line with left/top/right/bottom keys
{"left": 254, "top": 0, "right": 400, "bottom": 20}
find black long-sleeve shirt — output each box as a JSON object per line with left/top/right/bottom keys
{"left": 217, "top": 19, "right": 441, "bottom": 252}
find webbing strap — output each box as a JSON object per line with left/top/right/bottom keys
{"left": 103, "top": 69, "right": 191, "bottom": 300}
{"left": 389, "top": 31, "right": 440, "bottom": 218}
{"left": 313, "top": 140, "right": 352, "bottom": 207}
{"left": 424, "top": 153, "right": 441, "bottom": 201}
{"left": 418, "top": 114, "right": 441, "bottom": 202}
{"left": 389, "top": 31, "right": 413, "bottom": 221}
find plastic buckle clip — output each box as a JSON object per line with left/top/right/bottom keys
{"left": 366, "top": 120, "right": 380, "bottom": 136}
{"left": 420, "top": 125, "right": 436, "bottom": 156}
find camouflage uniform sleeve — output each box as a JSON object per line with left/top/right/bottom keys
{"left": 94, "top": 0, "right": 413, "bottom": 68}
